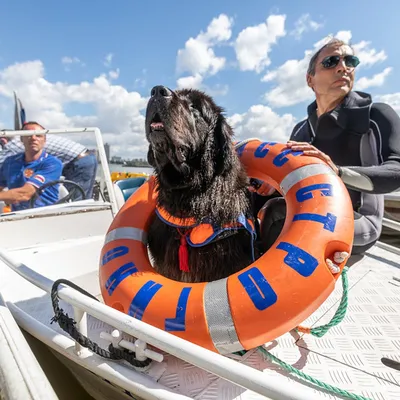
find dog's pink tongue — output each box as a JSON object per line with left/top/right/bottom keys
{"left": 151, "top": 122, "right": 164, "bottom": 130}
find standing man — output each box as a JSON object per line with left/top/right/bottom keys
{"left": 0, "top": 129, "right": 62, "bottom": 211}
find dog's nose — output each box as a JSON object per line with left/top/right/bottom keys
{"left": 151, "top": 85, "right": 172, "bottom": 98}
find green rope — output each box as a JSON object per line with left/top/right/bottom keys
{"left": 256, "top": 266, "right": 373, "bottom": 400}
{"left": 235, "top": 267, "right": 372, "bottom": 399}
{"left": 258, "top": 346, "right": 372, "bottom": 400}
{"left": 296, "top": 266, "right": 349, "bottom": 337}
{"left": 234, "top": 350, "right": 248, "bottom": 356}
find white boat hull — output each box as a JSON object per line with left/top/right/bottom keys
{"left": 3, "top": 237, "right": 400, "bottom": 400}
{"left": 0, "top": 293, "right": 58, "bottom": 400}
{"left": 1, "top": 127, "right": 400, "bottom": 400}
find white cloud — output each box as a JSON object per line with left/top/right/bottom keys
{"left": 175, "top": 14, "right": 234, "bottom": 96}
{"left": 176, "top": 74, "right": 229, "bottom": 98}
{"left": 134, "top": 77, "right": 146, "bottom": 88}
{"left": 228, "top": 104, "right": 296, "bottom": 143}
{"left": 313, "top": 31, "right": 352, "bottom": 50}
{"left": 176, "top": 74, "right": 203, "bottom": 89}
{"left": 355, "top": 67, "right": 392, "bottom": 90}
{"left": 352, "top": 41, "right": 387, "bottom": 67}
{"left": 290, "top": 14, "right": 323, "bottom": 40}
{"left": 261, "top": 50, "right": 314, "bottom": 107}
{"left": 375, "top": 92, "right": 400, "bottom": 113}
{"left": 262, "top": 30, "right": 389, "bottom": 108}
{"left": 61, "top": 56, "right": 82, "bottom": 65}
{"left": 234, "top": 14, "right": 286, "bottom": 73}
{"left": 204, "top": 84, "right": 229, "bottom": 97}
{"left": 108, "top": 69, "right": 120, "bottom": 80}
{"left": 104, "top": 53, "right": 114, "bottom": 67}
{"left": 133, "top": 69, "right": 147, "bottom": 89}
{"left": 61, "top": 56, "right": 85, "bottom": 72}
{"left": 0, "top": 60, "right": 149, "bottom": 159}
{"left": 176, "top": 14, "right": 233, "bottom": 79}
{"left": 311, "top": 32, "right": 386, "bottom": 68}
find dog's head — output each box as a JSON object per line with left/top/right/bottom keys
{"left": 145, "top": 86, "right": 236, "bottom": 189}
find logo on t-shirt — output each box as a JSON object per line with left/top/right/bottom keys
{"left": 33, "top": 175, "right": 45, "bottom": 183}
{"left": 24, "top": 168, "right": 34, "bottom": 178}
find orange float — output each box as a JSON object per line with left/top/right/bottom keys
{"left": 1, "top": 205, "right": 11, "bottom": 213}
{"left": 99, "top": 140, "right": 354, "bottom": 354}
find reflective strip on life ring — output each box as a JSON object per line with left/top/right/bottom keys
{"left": 99, "top": 140, "right": 354, "bottom": 354}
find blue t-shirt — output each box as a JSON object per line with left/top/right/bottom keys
{"left": 0, "top": 150, "right": 63, "bottom": 211}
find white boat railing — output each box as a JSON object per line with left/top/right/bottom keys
{"left": 378, "top": 216, "right": 400, "bottom": 255}
{"left": 0, "top": 248, "right": 323, "bottom": 400}
{"left": 0, "top": 128, "right": 118, "bottom": 215}
{"left": 382, "top": 217, "right": 400, "bottom": 232}
{"left": 0, "top": 292, "right": 58, "bottom": 400}
{"left": 384, "top": 192, "right": 400, "bottom": 201}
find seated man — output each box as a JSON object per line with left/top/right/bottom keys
{"left": 1, "top": 123, "right": 98, "bottom": 200}
{"left": 0, "top": 128, "right": 62, "bottom": 211}
{"left": 253, "top": 38, "right": 400, "bottom": 256}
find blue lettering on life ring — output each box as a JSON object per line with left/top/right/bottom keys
{"left": 254, "top": 141, "right": 277, "bottom": 158}
{"left": 293, "top": 212, "right": 337, "bottom": 232}
{"left": 128, "top": 281, "right": 163, "bottom": 320}
{"left": 105, "top": 262, "right": 138, "bottom": 295}
{"left": 165, "top": 287, "right": 192, "bottom": 332}
{"left": 276, "top": 242, "right": 318, "bottom": 277}
{"left": 296, "top": 183, "right": 334, "bottom": 203}
{"left": 273, "top": 149, "right": 303, "bottom": 167}
{"left": 101, "top": 245, "right": 129, "bottom": 266}
{"left": 238, "top": 267, "right": 277, "bottom": 311}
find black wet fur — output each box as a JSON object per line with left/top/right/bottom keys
{"left": 145, "top": 87, "right": 258, "bottom": 283}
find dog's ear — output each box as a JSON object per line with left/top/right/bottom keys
{"left": 147, "top": 145, "right": 156, "bottom": 167}
{"left": 214, "top": 115, "right": 235, "bottom": 175}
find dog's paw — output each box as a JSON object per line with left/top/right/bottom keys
{"left": 325, "top": 251, "right": 349, "bottom": 275}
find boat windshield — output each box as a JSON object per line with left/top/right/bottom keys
{"left": 0, "top": 127, "right": 118, "bottom": 218}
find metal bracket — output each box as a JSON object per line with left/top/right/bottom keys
{"left": 100, "top": 329, "right": 164, "bottom": 363}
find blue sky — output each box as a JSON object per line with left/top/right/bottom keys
{"left": 0, "top": 0, "right": 398, "bottom": 158}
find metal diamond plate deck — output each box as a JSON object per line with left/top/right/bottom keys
{"left": 7, "top": 245, "right": 400, "bottom": 400}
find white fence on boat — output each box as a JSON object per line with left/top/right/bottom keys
{"left": 378, "top": 223, "right": 400, "bottom": 256}
{"left": 0, "top": 292, "right": 58, "bottom": 400}
{"left": 0, "top": 248, "right": 323, "bottom": 400}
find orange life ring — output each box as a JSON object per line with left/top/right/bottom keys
{"left": 2, "top": 205, "right": 11, "bottom": 213}
{"left": 99, "top": 140, "right": 354, "bottom": 354}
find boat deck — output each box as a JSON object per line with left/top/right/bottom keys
{"left": 1, "top": 236, "right": 400, "bottom": 400}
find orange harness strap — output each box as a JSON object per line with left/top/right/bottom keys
{"left": 155, "top": 206, "right": 256, "bottom": 272}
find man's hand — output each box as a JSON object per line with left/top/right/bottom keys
{"left": 0, "top": 183, "right": 35, "bottom": 204}
{"left": 286, "top": 140, "right": 340, "bottom": 175}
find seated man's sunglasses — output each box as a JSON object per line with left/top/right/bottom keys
{"left": 321, "top": 55, "right": 360, "bottom": 69}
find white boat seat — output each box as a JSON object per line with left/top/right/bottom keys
{"left": 113, "top": 177, "right": 147, "bottom": 210}
{"left": 58, "top": 183, "right": 69, "bottom": 199}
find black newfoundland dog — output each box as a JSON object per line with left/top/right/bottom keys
{"left": 145, "top": 85, "right": 259, "bottom": 283}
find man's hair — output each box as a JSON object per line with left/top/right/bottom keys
{"left": 22, "top": 121, "right": 45, "bottom": 130}
{"left": 307, "top": 38, "right": 354, "bottom": 76}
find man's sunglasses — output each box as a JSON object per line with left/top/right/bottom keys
{"left": 321, "top": 55, "right": 360, "bottom": 69}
